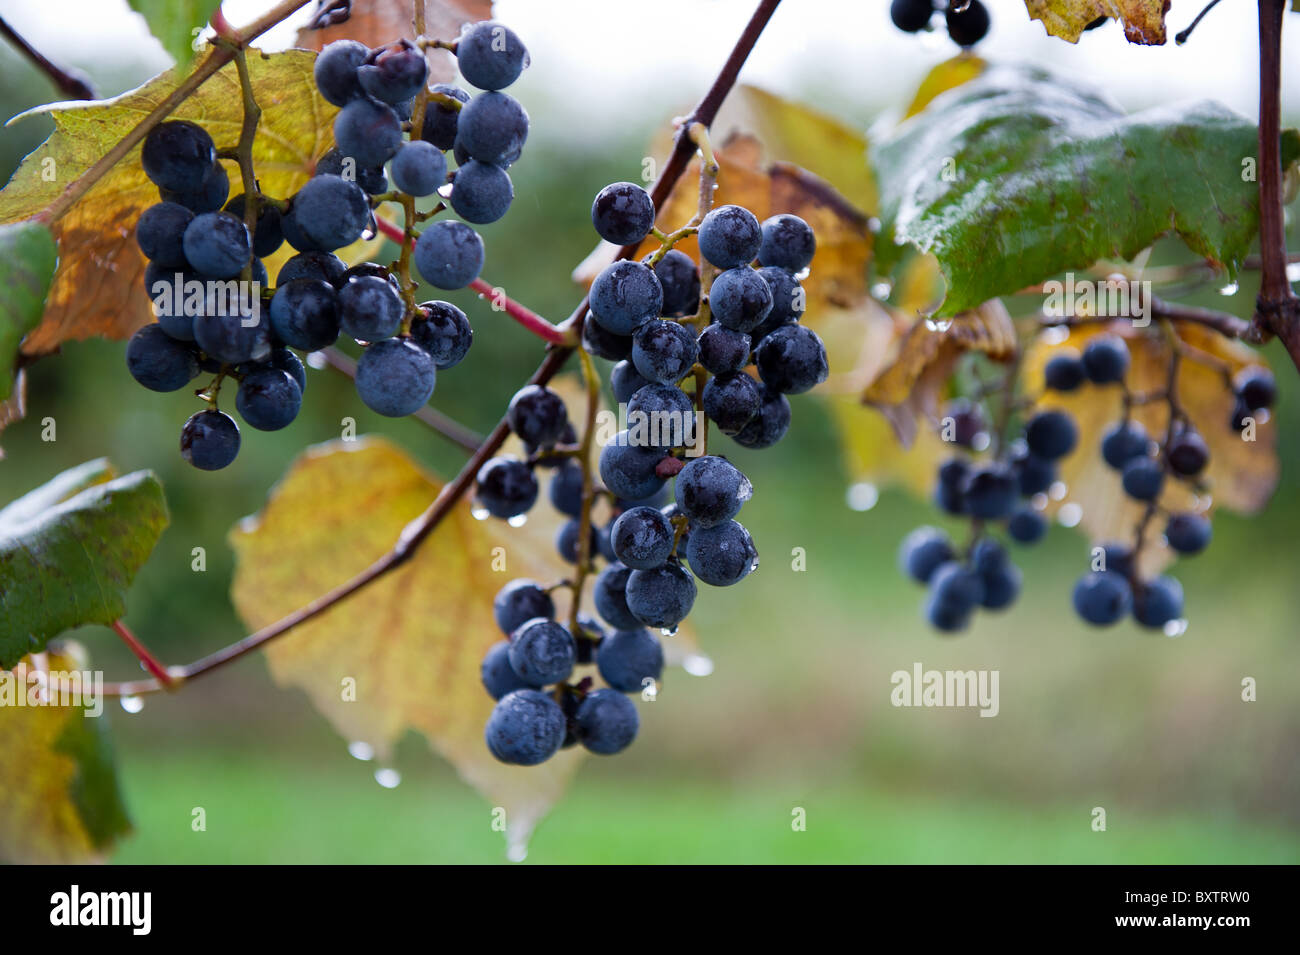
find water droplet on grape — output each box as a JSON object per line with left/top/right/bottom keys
{"left": 845, "top": 481, "right": 879, "bottom": 512}
{"left": 1164, "top": 618, "right": 1188, "bottom": 638}
{"left": 1218, "top": 281, "right": 1239, "bottom": 296}
{"left": 374, "top": 767, "right": 401, "bottom": 788}
{"left": 924, "top": 318, "right": 952, "bottom": 333}
{"left": 348, "top": 741, "right": 374, "bottom": 761}
{"left": 736, "top": 474, "right": 754, "bottom": 503}
{"left": 660, "top": 626, "right": 678, "bottom": 637}
{"left": 1057, "top": 502, "right": 1083, "bottom": 527}
{"left": 361, "top": 227, "right": 376, "bottom": 242}
{"left": 120, "top": 695, "right": 144, "bottom": 714}
{"left": 305, "top": 350, "right": 328, "bottom": 370}
{"left": 471, "top": 506, "right": 490, "bottom": 521}
{"left": 682, "top": 653, "right": 714, "bottom": 677}
{"left": 507, "top": 514, "right": 528, "bottom": 528}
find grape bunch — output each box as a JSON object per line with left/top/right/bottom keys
{"left": 478, "top": 185, "right": 827, "bottom": 766}
{"left": 890, "top": 0, "right": 991, "bottom": 47}
{"left": 125, "top": 19, "right": 532, "bottom": 469}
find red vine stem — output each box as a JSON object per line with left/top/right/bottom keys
{"left": 111, "top": 620, "right": 176, "bottom": 688}
{"left": 101, "top": 0, "right": 784, "bottom": 697}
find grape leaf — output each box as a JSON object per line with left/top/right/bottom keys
{"left": 0, "top": 459, "right": 169, "bottom": 668}
{"left": 127, "top": 0, "right": 220, "bottom": 65}
{"left": 901, "top": 54, "right": 987, "bottom": 119}
{"left": 0, "top": 645, "right": 133, "bottom": 863}
{"left": 1022, "top": 321, "right": 1278, "bottom": 575}
{"left": 0, "top": 50, "right": 353, "bottom": 358}
{"left": 871, "top": 64, "right": 1300, "bottom": 317}
{"left": 1023, "top": 0, "right": 1166, "bottom": 45}
{"left": 0, "top": 221, "right": 56, "bottom": 400}
{"left": 229, "top": 436, "right": 699, "bottom": 857}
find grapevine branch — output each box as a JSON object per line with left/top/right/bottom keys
{"left": 0, "top": 15, "right": 96, "bottom": 99}
{"left": 100, "top": 0, "right": 784, "bottom": 697}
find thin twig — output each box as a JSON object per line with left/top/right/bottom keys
{"left": 111, "top": 620, "right": 176, "bottom": 688}
{"left": 0, "top": 15, "right": 96, "bottom": 99}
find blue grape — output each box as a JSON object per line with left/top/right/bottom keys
{"left": 1024, "top": 409, "right": 1078, "bottom": 460}
{"left": 508, "top": 618, "right": 576, "bottom": 686}
{"left": 891, "top": 0, "right": 934, "bottom": 31}
{"left": 1007, "top": 507, "right": 1047, "bottom": 544}
{"left": 333, "top": 96, "right": 403, "bottom": 167}
{"left": 485, "top": 688, "right": 565, "bottom": 765}
{"left": 493, "top": 579, "right": 554, "bottom": 636}
{"left": 314, "top": 40, "right": 368, "bottom": 106}
{"left": 414, "top": 220, "right": 484, "bottom": 290}
{"left": 594, "top": 562, "right": 641, "bottom": 630}
{"left": 1008, "top": 442, "right": 1054, "bottom": 496}
{"left": 653, "top": 249, "right": 701, "bottom": 317}
{"left": 752, "top": 266, "right": 804, "bottom": 339}
{"left": 182, "top": 211, "right": 251, "bottom": 279}
{"left": 275, "top": 250, "right": 344, "bottom": 288}
{"left": 455, "top": 91, "right": 529, "bottom": 165}
{"left": 611, "top": 505, "right": 674, "bottom": 570}
{"left": 411, "top": 301, "right": 473, "bottom": 368}
{"left": 142, "top": 120, "right": 216, "bottom": 192}
{"left": 481, "top": 640, "right": 531, "bottom": 700}
{"left": 703, "top": 372, "right": 761, "bottom": 436}
{"left": 632, "top": 319, "right": 698, "bottom": 384}
{"left": 1133, "top": 576, "right": 1184, "bottom": 628}
{"left": 315, "top": 147, "right": 387, "bottom": 194}
{"left": 946, "top": 0, "right": 990, "bottom": 46}
{"left": 223, "top": 194, "right": 283, "bottom": 258}
{"left": 126, "top": 323, "right": 199, "bottom": 392}
{"left": 135, "top": 202, "right": 194, "bottom": 267}
{"left": 1101, "top": 542, "right": 1135, "bottom": 577}
{"left": 1165, "top": 512, "right": 1211, "bottom": 554}
{"left": 390, "top": 140, "right": 448, "bottom": 198}
{"left": 508, "top": 384, "right": 568, "bottom": 447}
{"left": 925, "top": 561, "right": 983, "bottom": 631}
{"left": 934, "top": 456, "right": 969, "bottom": 515}
{"left": 697, "top": 204, "right": 761, "bottom": 269}
{"left": 456, "top": 20, "right": 529, "bottom": 90}
{"left": 733, "top": 384, "right": 791, "bottom": 449}
{"left": 596, "top": 628, "right": 663, "bottom": 693}
{"left": 675, "top": 455, "right": 751, "bottom": 528}
{"left": 1101, "top": 420, "right": 1149, "bottom": 469}
{"left": 1166, "top": 429, "right": 1209, "bottom": 477}
{"left": 575, "top": 688, "right": 639, "bottom": 755}
{"left": 628, "top": 382, "right": 695, "bottom": 449}
{"left": 420, "top": 84, "right": 471, "bottom": 149}
{"left": 291, "top": 174, "right": 370, "bottom": 252}
{"left": 555, "top": 518, "right": 597, "bottom": 564}
{"left": 960, "top": 463, "right": 1017, "bottom": 519}
{"left": 582, "top": 311, "right": 632, "bottom": 361}
{"left": 144, "top": 263, "right": 199, "bottom": 340}
{"left": 475, "top": 456, "right": 538, "bottom": 517}
{"left": 194, "top": 310, "right": 272, "bottom": 365}
{"left": 611, "top": 360, "right": 652, "bottom": 405}
{"left": 590, "top": 260, "right": 663, "bottom": 336}
{"left": 756, "top": 213, "right": 815, "bottom": 272}
{"left": 980, "top": 561, "right": 1021, "bottom": 610}
{"left": 548, "top": 460, "right": 585, "bottom": 517}
{"left": 754, "top": 323, "right": 828, "bottom": 394}
{"left": 269, "top": 279, "right": 340, "bottom": 351}
{"left": 355, "top": 337, "right": 436, "bottom": 416}
{"left": 625, "top": 560, "right": 696, "bottom": 629}
{"left": 450, "top": 160, "right": 513, "bottom": 223}
{"left": 357, "top": 39, "right": 427, "bottom": 105}
{"left": 1073, "top": 570, "right": 1133, "bottom": 625}
{"left": 1121, "top": 456, "right": 1164, "bottom": 501}
{"left": 159, "top": 161, "right": 228, "bottom": 213}
{"left": 268, "top": 346, "right": 306, "bottom": 393}
{"left": 598, "top": 431, "right": 666, "bottom": 500}
{"left": 697, "top": 323, "right": 751, "bottom": 376}
{"left": 180, "top": 409, "right": 240, "bottom": 470}
{"left": 710, "top": 266, "right": 773, "bottom": 333}
{"left": 591, "top": 181, "right": 655, "bottom": 246}
{"left": 685, "top": 519, "right": 757, "bottom": 587}
{"left": 899, "top": 526, "right": 954, "bottom": 583}
{"left": 235, "top": 367, "right": 301, "bottom": 431}
{"left": 1235, "top": 366, "right": 1276, "bottom": 410}
{"left": 1082, "top": 335, "right": 1130, "bottom": 384}
{"left": 1044, "top": 349, "right": 1086, "bottom": 391}
{"left": 339, "top": 274, "right": 404, "bottom": 341}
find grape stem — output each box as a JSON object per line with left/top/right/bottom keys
{"left": 1039, "top": 295, "right": 1251, "bottom": 340}
{"left": 567, "top": 346, "right": 603, "bottom": 637}
{"left": 111, "top": 620, "right": 178, "bottom": 688}
{"left": 98, "top": 0, "right": 784, "bottom": 698}
{"left": 408, "top": 0, "right": 431, "bottom": 147}
{"left": 221, "top": 44, "right": 264, "bottom": 284}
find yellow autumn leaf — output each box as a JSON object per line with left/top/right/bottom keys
{"left": 1023, "top": 0, "right": 1169, "bottom": 44}
{"left": 902, "top": 54, "right": 987, "bottom": 119}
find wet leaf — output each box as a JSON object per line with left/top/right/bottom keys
{"left": 127, "top": 0, "right": 219, "bottom": 65}
{"left": 1023, "top": 0, "right": 1168, "bottom": 45}
{"left": 0, "top": 221, "right": 56, "bottom": 400}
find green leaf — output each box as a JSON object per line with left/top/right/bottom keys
{"left": 127, "top": 0, "right": 219, "bottom": 66}
{"left": 872, "top": 64, "right": 1300, "bottom": 316}
{"left": 0, "top": 461, "right": 169, "bottom": 668}
{"left": 0, "top": 221, "right": 57, "bottom": 400}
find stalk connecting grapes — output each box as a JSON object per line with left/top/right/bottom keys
{"left": 125, "top": 20, "right": 533, "bottom": 470}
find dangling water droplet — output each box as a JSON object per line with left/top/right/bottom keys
{"left": 361, "top": 227, "right": 376, "bottom": 242}
{"left": 1218, "top": 281, "right": 1239, "bottom": 296}
{"left": 924, "top": 318, "right": 952, "bottom": 333}
{"left": 736, "top": 474, "right": 754, "bottom": 504}
{"left": 507, "top": 514, "right": 528, "bottom": 528}
{"left": 866, "top": 216, "right": 882, "bottom": 235}
{"left": 747, "top": 553, "right": 761, "bottom": 573}
{"left": 660, "top": 626, "right": 678, "bottom": 637}
{"left": 682, "top": 654, "right": 714, "bottom": 677}
{"left": 506, "top": 843, "right": 528, "bottom": 863}
{"left": 348, "top": 741, "right": 374, "bottom": 761}
{"left": 1041, "top": 325, "right": 1070, "bottom": 345}
{"left": 120, "top": 695, "right": 144, "bottom": 714}
{"left": 1057, "top": 502, "right": 1083, "bottom": 527}
{"left": 374, "top": 767, "right": 401, "bottom": 788}
{"left": 1286, "top": 262, "right": 1300, "bottom": 283}
{"left": 951, "top": 0, "right": 971, "bottom": 11}
{"left": 1031, "top": 492, "right": 1049, "bottom": 510}
{"left": 1049, "top": 481, "right": 1068, "bottom": 501}
{"left": 305, "top": 350, "right": 328, "bottom": 370}
{"left": 845, "top": 481, "right": 879, "bottom": 512}
{"left": 870, "top": 281, "right": 893, "bottom": 300}
{"left": 471, "top": 505, "right": 490, "bottom": 521}
{"left": 1164, "top": 618, "right": 1188, "bottom": 638}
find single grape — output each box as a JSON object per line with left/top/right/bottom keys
{"left": 414, "top": 220, "right": 484, "bottom": 289}
{"left": 355, "top": 337, "right": 437, "bottom": 416}
{"left": 697, "top": 204, "right": 761, "bottom": 269}
{"left": 979, "top": 560, "right": 1021, "bottom": 610}
{"left": 235, "top": 367, "right": 302, "bottom": 431}
{"left": 961, "top": 463, "right": 1018, "bottom": 519}
{"left": 582, "top": 310, "right": 633, "bottom": 361}
{"left": 420, "top": 84, "right": 471, "bottom": 150}
{"left": 946, "top": 0, "right": 991, "bottom": 46}
{"left": 632, "top": 319, "right": 699, "bottom": 384}
{"left": 1165, "top": 512, "right": 1211, "bottom": 554}
{"left": 611, "top": 360, "right": 652, "bottom": 405}
{"left": 269, "top": 279, "right": 340, "bottom": 352}
{"left": 333, "top": 96, "right": 403, "bottom": 167}
{"left": 555, "top": 517, "right": 598, "bottom": 564}
{"left": 135, "top": 202, "right": 194, "bottom": 267}
{"left": 1007, "top": 507, "right": 1047, "bottom": 544}
{"left": 589, "top": 260, "right": 663, "bottom": 336}
{"left": 144, "top": 263, "right": 199, "bottom": 340}
{"left": 268, "top": 346, "right": 306, "bottom": 393}
{"left": 596, "top": 628, "right": 663, "bottom": 693}
{"left": 339, "top": 274, "right": 404, "bottom": 341}
{"left": 159, "top": 161, "right": 228, "bottom": 213}
{"left": 1072, "top": 570, "right": 1133, "bottom": 626}
{"left": 754, "top": 324, "right": 828, "bottom": 394}
{"left": 182, "top": 211, "right": 251, "bottom": 279}
{"left": 733, "top": 384, "right": 791, "bottom": 449}
{"left": 141, "top": 120, "right": 216, "bottom": 193}
{"left": 1166, "top": 429, "right": 1209, "bottom": 477}
{"left": 1121, "top": 456, "right": 1164, "bottom": 501}
{"left": 507, "top": 384, "right": 569, "bottom": 447}
{"left": 698, "top": 323, "right": 752, "bottom": 376}
{"left": 548, "top": 460, "right": 584, "bottom": 517}
{"left": 675, "top": 455, "right": 751, "bottom": 528}
{"left": 455, "top": 91, "right": 529, "bottom": 165}
{"left": 899, "top": 526, "right": 955, "bottom": 583}
{"left": 653, "top": 249, "right": 701, "bottom": 318}
{"left": 508, "top": 618, "right": 576, "bottom": 686}
{"left": 481, "top": 640, "right": 531, "bottom": 700}
{"left": 1024, "top": 409, "right": 1078, "bottom": 461}
{"left": 890, "top": 0, "right": 934, "bottom": 32}
{"left": 575, "top": 688, "right": 639, "bottom": 755}
{"left": 1234, "top": 366, "right": 1276, "bottom": 410}
{"left": 703, "top": 372, "right": 762, "bottom": 435}
{"left": 193, "top": 310, "right": 272, "bottom": 365}
{"left": 752, "top": 266, "right": 805, "bottom": 339}
{"left": 449, "top": 160, "right": 513, "bottom": 223}
{"left": 341, "top": 262, "right": 400, "bottom": 290}
{"left": 625, "top": 559, "right": 697, "bottom": 629}
{"left": 611, "top": 505, "right": 675, "bottom": 571}
{"left": 594, "top": 562, "right": 641, "bottom": 630}
{"left": 125, "top": 323, "right": 199, "bottom": 392}
{"left": 1044, "top": 349, "right": 1086, "bottom": 391}
{"left": 1102, "top": 541, "right": 1135, "bottom": 577}
{"left": 757, "top": 214, "right": 816, "bottom": 272}
{"left": 591, "top": 181, "right": 655, "bottom": 246}
{"left": 389, "top": 140, "right": 448, "bottom": 198}
{"left": 291, "top": 174, "right": 370, "bottom": 252}
{"left": 314, "top": 40, "right": 368, "bottom": 106}
{"left": 598, "top": 431, "right": 666, "bottom": 501}
{"left": 934, "top": 456, "right": 968, "bottom": 515}
{"left": 628, "top": 383, "right": 695, "bottom": 449}
{"left": 940, "top": 397, "right": 987, "bottom": 448}
{"left": 685, "top": 519, "right": 758, "bottom": 587}
{"left": 223, "top": 194, "right": 284, "bottom": 258}
{"left": 710, "top": 266, "right": 774, "bottom": 334}
{"left": 485, "top": 688, "right": 565, "bottom": 766}
{"left": 357, "top": 39, "right": 428, "bottom": 104}
{"left": 1101, "top": 419, "right": 1149, "bottom": 469}
{"left": 180, "top": 409, "right": 240, "bottom": 470}
{"left": 1082, "top": 334, "right": 1130, "bottom": 384}
{"left": 475, "top": 456, "right": 538, "bottom": 518}
{"left": 456, "top": 20, "right": 529, "bottom": 90}
{"left": 493, "top": 579, "right": 554, "bottom": 636}
{"left": 410, "top": 301, "right": 473, "bottom": 369}
{"left": 315, "top": 147, "right": 388, "bottom": 195}
{"left": 1133, "top": 576, "right": 1184, "bottom": 629}
{"left": 926, "top": 561, "right": 984, "bottom": 629}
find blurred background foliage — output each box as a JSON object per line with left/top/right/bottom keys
{"left": 1, "top": 0, "right": 1298, "bottom": 862}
